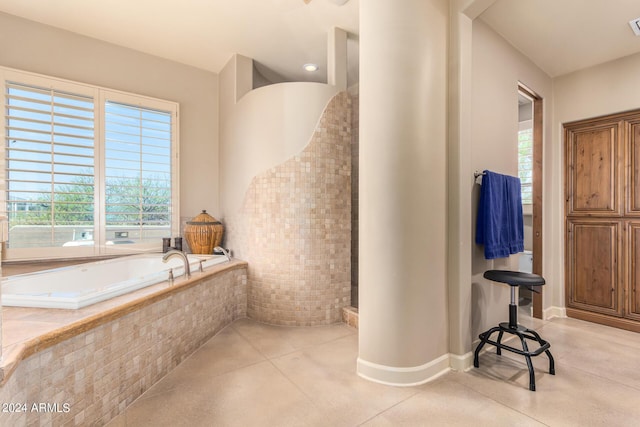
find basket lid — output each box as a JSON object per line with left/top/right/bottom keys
{"left": 187, "top": 210, "right": 222, "bottom": 225}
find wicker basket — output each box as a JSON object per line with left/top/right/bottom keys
{"left": 184, "top": 210, "right": 223, "bottom": 254}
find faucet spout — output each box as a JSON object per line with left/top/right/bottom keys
{"left": 162, "top": 250, "right": 191, "bottom": 279}
{"left": 214, "top": 246, "right": 231, "bottom": 261}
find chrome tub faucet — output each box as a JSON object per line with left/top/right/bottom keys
{"left": 214, "top": 246, "right": 231, "bottom": 261}
{"left": 162, "top": 249, "right": 191, "bottom": 279}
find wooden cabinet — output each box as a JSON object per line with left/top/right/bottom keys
{"left": 565, "top": 111, "right": 640, "bottom": 332}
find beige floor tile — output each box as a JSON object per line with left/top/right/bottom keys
{"left": 231, "top": 317, "right": 355, "bottom": 359}
{"left": 481, "top": 316, "right": 640, "bottom": 392}
{"left": 546, "top": 317, "right": 640, "bottom": 349}
{"left": 472, "top": 351, "right": 555, "bottom": 390}
{"left": 121, "top": 361, "right": 325, "bottom": 427}
{"left": 362, "top": 376, "right": 545, "bottom": 427}
{"left": 113, "top": 317, "right": 640, "bottom": 427}
{"left": 176, "top": 325, "right": 267, "bottom": 378}
{"left": 136, "top": 325, "right": 266, "bottom": 400}
{"left": 454, "top": 354, "right": 640, "bottom": 426}
{"left": 271, "top": 334, "right": 420, "bottom": 426}
{"left": 543, "top": 317, "right": 640, "bottom": 350}
{"left": 525, "top": 319, "right": 640, "bottom": 391}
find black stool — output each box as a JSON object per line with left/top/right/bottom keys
{"left": 473, "top": 270, "right": 555, "bottom": 391}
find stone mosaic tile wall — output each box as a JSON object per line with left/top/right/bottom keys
{"left": 0, "top": 267, "right": 247, "bottom": 426}
{"left": 225, "top": 92, "right": 352, "bottom": 326}
{"left": 342, "top": 306, "right": 359, "bottom": 329}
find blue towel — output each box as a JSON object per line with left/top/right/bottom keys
{"left": 476, "top": 170, "right": 524, "bottom": 259}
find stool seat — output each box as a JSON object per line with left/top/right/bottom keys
{"left": 483, "top": 270, "right": 545, "bottom": 287}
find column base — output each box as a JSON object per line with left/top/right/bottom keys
{"left": 357, "top": 354, "right": 450, "bottom": 387}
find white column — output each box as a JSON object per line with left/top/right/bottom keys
{"left": 357, "top": 0, "right": 449, "bottom": 385}
{"left": 447, "top": 0, "right": 476, "bottom": 370}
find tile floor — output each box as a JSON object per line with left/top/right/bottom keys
{"left": 107, "top": 316, "right": 640, "bottom": 426}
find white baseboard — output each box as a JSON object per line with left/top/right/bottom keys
{"left": 544, "top": 306, "right": 566, "bottom": 320}
{"left": 357, "top": 353, "right": 450, "bottom": 387}
{"left": 449, "top": 351, "right": 474, "bottom": 372}
{"left": 357, "top": 314, "right": 568, "bottom": 387}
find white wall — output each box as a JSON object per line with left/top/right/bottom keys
{"left": 550, "top": 51, "right": 640, "bottom": 310}
{"left": 218, "top": 55, "right": 340, "bottom": 217}
{"left": 470, "top": 19, "right": 553, "bottom": 334}
{"left": 0, "top": 12, "right": 219, "bottom": 220}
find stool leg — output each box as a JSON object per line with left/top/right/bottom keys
{"left": 546, "top": 349, "right": 555, "bottom": 375}
{"left": 496, "top": 330, "right": 504, "bottom": 355}
{"left": 474, "top": 326, "right": 501, "bottom": 368}
{"left": 518, "top": 334, "right": 536, "bottom": 391}
{"left": 525, "top": 328, "right": 556, "bottom": 375}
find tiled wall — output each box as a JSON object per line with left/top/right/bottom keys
{"left": 225, "top": 92, "right": 352, "bottom": 326}
{"left": 341, "top": 306, "right": 359, "bottom": 329}
{"left": 0, "top": 267, "right": 247, "bottom": 426}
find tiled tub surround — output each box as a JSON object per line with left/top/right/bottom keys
{"left": 0, "top": 260, "right": 247, "bottom": 426}
{"left": 224, "top": 92, "right": 352, "bottom": 326}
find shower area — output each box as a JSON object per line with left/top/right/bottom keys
{"left": 217, "top": 25, "right": 361, "bottom": 324}
{"left": 218, "top": 58, "right": 362, "bottom": 326}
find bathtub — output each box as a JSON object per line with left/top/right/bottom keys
{"left": 1, "top": 253, "right": 229, "bottom": 309}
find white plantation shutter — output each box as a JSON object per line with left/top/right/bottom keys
{"left": 4, "top": 81, "right": 96, "bottom": 248}
{"left": 1, "top": 68, "right": 179, "bottom": 259}
{"left": 104, "top": 101, "right": 173, "bottom": 239}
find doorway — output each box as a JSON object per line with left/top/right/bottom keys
{"left": 518, "top": 84, "right": 543, "bottom": 319}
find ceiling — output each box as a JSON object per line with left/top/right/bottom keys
{"left": 480, "top": 0, "right": 640, "bottom": 77}
{"left": 1, "top": 0, "right": 640, "bottom": 83}
{"left": 0, "top": 0, "right": 359, "bottom": 83}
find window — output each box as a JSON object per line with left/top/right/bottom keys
{"left": 104, "top": 101, "right": 173, "bottom": 244}
{"left": 1, "top": 68, "right": 179, "bottom": 260}
{"left": 518, "top": 90, "right": 534, "bottom": 206}
{"left": 518, "top": 120, "right": 533, "bottom": 205}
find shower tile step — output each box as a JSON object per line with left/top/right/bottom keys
{"left": 342, "top": 306, "right": 358, "bottom": 329}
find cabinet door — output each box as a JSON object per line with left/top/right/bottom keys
{"left": 626, "top": 119, "right": 640, "bottom": 216}
{"left": 566, "top": 219, "right": 623, "bottom": 317}
{"left": 626, "top": 222, "right": 640, "bottom": 321}
{"left": 565, "top": 122, "right": 622, "bottom": 216}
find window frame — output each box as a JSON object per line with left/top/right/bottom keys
{"left": 1, "top": 67, "right": 180, "bottom": 261}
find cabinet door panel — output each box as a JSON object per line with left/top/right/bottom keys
{"left": 626, "top": 120, "right": 640, "bottom": 215}
{"left": 566, "top": 219, "right": 622, "bottom": 316}
{"left": 566, "top": 123, "right": 621, "bottom": 216}
{"left": 627, "top": 222, "right": 640, "bottom": 320}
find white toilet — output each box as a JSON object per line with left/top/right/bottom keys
{"left": 519, "top": 250, "right": 533, "bottom": 273}
{"left": 518, "top": 250, "right": 534, "bottom": 308}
